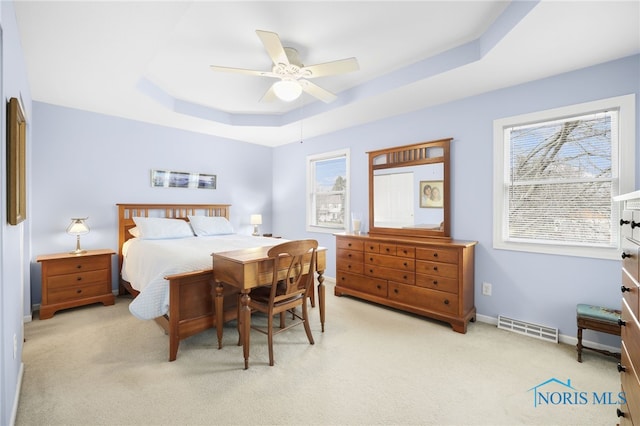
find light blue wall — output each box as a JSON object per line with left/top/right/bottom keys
{"left": 273, "top": 54, "right": 640, "bottom": 346}
{"left": 1, "top": 1, "right": 32, "bottom": 424}
{"left": 29, "top": 103, "right": 274, "bottom": 304}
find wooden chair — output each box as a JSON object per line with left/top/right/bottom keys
{"left": 244, "top": 239, "right": 318, "bottom": 366}
{"left": 576, "top": 303, "right": 621, "bottom": 362}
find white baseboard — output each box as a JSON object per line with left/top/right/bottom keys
{"left": 10, "top": 362, "right": 24, "bottom": 426}
{"left": 476, "top": 313, "right": 620, "bottom": 354}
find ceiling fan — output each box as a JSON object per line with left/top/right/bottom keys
{"left": 210, "top": 30, "right": 359, "bottom": 103}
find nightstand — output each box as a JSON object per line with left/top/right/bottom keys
{"left": 37, "top": 249, "right": 115, "bottom": 319}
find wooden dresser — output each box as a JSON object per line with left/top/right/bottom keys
{"left": 37, "top": 249, "right": 115, "bottom": 319}
{"left": 335, "top": 233, "right": 476, "bottom": 333}
{"left": 617, "top": 191, "right": 640, "bottom": 425}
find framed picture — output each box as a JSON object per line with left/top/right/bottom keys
{"left": 420, "top": 180, "right": 444, "bottom": 208}
{"left": 7, "top": 97, "right": 27, "bottom": 225}
{"left": 151, "top": 169, "right": 216, "bottom": 190}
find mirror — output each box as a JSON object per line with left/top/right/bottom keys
{"left": 368, "top": 138, "right": 451, "bottom": 240}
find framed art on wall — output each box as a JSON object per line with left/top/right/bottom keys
{"left": 151, "top": 169, "right": 216, "bottom": 189}
{"left": 7, "top": 97, "right": 27, "bottom": 225}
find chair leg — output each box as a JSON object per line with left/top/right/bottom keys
{"left": 268, "top": 313, "right": 275, "bottom": 366}
{"left": 302, "top": 300, "right": 315, "bottom": 345}
{"left": 237, "top": 294, "right": 242, "bottom": 346}
{"left": 279, "top": 311, "right": 286, "bottom": 329}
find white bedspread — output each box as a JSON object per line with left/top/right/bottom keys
{"left": 122, "top": 234, "right": 282, "bottom": 320}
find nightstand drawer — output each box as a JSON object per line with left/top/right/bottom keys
{"left": 48, "top": 282, "right": 107, "bottom": 304}
{"left": 45, "top": 255, "right": 109, "bottom": 275}
{"left": 47, "top": 269, "right": 109, "bottom": 290}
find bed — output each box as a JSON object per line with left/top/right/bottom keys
{"left": 117, "top": 203, "right": 282, "bottom": 361}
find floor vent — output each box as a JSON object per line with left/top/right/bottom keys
{"left": 497, "top": 315, "right": 559, "bottom": 343}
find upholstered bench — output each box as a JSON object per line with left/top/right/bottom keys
{"left": 576, "top": 303, "right": 621, "bottom": 362}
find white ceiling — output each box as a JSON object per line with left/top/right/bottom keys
{"left": 13, "top": 1, "right": 640, "bottom": 147}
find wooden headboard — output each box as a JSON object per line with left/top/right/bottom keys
{"left": 116, "top": 203, "right": 231, "bottom": 275}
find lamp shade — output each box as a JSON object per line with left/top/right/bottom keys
{"left": 66, "top": 217, "right": 89, "bottom": 235}
{"left": 250, "top": 214, "right": 262, "bottom": 225}
{"left": 273, "top": 80, "right": 302, "bottom": 102}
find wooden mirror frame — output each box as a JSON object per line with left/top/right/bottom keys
{"left": 368, "top": 138, "right": 451, "bottom": 240}
{"left": 7, "top": 97, "right": 27, "bottom": 225}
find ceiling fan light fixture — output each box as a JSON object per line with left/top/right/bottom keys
{"left": 273, "top": 80, "right": 302, "bottom": 102}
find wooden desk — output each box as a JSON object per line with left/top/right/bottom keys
{"left": 212, "top": 246, "right": 326, "bottom": 369}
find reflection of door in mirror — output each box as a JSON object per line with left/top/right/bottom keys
{"left": 374, "top": 172, "right": 414, "bottom": 228}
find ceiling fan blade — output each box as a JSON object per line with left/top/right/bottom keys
{"left": 302, "top": 57, "right": 360, "bottom": 78}
{"left": 259, "top": 84, "right": 278, "bottom": 103}
{"left": 210, "top": 65, "right": 278, "bottom": 78}
{"left": 256, "top": 30, "right": 289, "bottom": 65}
{"left": 299, "top": 79, "right": 337, "bottom": 103}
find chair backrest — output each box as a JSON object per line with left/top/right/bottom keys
{"left": 266, "top": 239, "right": 318, "bottom": 304}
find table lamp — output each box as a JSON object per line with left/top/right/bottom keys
{"left": 250, "top": 214, "right": 262, "bottom": 236}
{"left": 67, "top": 217, "right": 89, "bottom": 254}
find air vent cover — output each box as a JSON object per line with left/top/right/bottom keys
{"left": 497, "top": 315, "right": 559, "bottom": 343}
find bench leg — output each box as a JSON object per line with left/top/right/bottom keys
{"left": 576, "top": 326, "right": 583, "bottom": 363}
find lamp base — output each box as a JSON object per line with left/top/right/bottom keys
{"left": 70, "top": 248, "right": 87, "bottom": 255}
{"left": 252, "top": 225, "right": 260, "bottom": 236}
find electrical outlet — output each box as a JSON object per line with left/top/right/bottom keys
{"left": 482, "top": 282, "right": 492, "bottom": 296}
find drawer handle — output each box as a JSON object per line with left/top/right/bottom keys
{"left": 403, "top": 262, "right": 408, "bottom": 267}
{"left": 633, "top": 221, "right": 640, "bottom": 229}
{"left": 347, "top": 265, "right": 351, "bottom": 269}
{"left": 348, "top": 254, "right": 352, "bottom": 258}
{"left": 433, "top": 253, "right": 438, "bottom": 258}
{"left": 369, "top": 246, "right": 374, "bottom": 250}
{"left": 385, "top": 248, "right": 390, "bottom": 252}
{"left": 433, "top": 280, "right": 438, "bottom": 285}
{"left": 77, "top": 277, "right": 82, "bottom": 281}
{"left": 621, "top": 252, "right": 631, "bottom": 259}
{"left": 617, "top": 363, "right": 626, "bottom": 372}
{"left": 618, "top": 319, "right": 626, "bottom": 327}
{"left": 402, "top": 250, "right": 408, "bottom": 255}
{"left": 376, "top": 285, "right": 381, "bottom": 289}
{"left": 617, "top": 408, "right": 625, "bottom": 418}
{"left": 369, "top": 257, "right": 373, "bottom": 261}
{"left": 433, "top": 266, "right": 438, "bottom": 271}
{"left": 403, "top": 275, "right": 408, "bottom": 280}
{"left": 348, "top": 243, "right": 352, "bottom": 247}
{"left": 393, "top": 289, "right": 399, "bottom": 294}
{"left": 620, "top": 219, "right": 630, "bottom": 226}
{"left": 369, "top": 269, "right": 374, "bottom": 273}
{"left": 76, "top": 264, "right": 82, "bottom": 269}
{"left": 621, "top": 285, "right": 631, "bottom": 293}
{"left": 443, "top": 299, "right": 449, "bottom": 305}
{"left": 341, "top": 277, "right": 345, "bottom": 281}
{"left": 76, "top": 289, "right": 82, "bottom": 294}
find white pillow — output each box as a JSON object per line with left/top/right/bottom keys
{"left": 188, "top": 215, "right": 234, "bottom": 236}
{"left": 132, "top": 217, "right": 194, "bottom": 239}
{"left": 128, "top": 226, "right": 141, "bottom": 238}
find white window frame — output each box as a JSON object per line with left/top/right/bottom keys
{"left": 306, "top": 148, "right": 350, "bottom": 234}
{"left": 493, "top": 94, "right": 635, "bottom": 259}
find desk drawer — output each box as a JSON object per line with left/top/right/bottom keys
{"left": 622, "top": 269, "right": 639, "bottom": 322}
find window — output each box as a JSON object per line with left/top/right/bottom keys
{"left": 306, "top": 149, "right": 350, "bottom": 233}
{"left": 493, "top": 94, "right": 635, "bottom": 259}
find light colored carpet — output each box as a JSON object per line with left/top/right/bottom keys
{"left": 17, "top": 283, "right": 619, "bottom": 425}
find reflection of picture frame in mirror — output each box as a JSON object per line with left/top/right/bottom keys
{"left": 7, "top": 97, "right": 27, "bottom": 225}
{"left": 420, "top": 180, "right": 444, "bottom": 208}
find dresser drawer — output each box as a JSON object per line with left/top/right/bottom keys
{"left": 415, "top": 260, "right": 458, "bottom": 279}
{"left": 415, "top": 273, "right": 458, "bottom": 294}
{"left": 365, "top": 264, "right": 414, "bottom": 284}
{"left": 365, "top": 242, "right": 380, "bottom": 253}
{"left": 336, "top": 271, "right": 387, "bottom": 297}
{"left": 622, "top": 237, "right": 639, "bottom": 282}
{"left": 336, "top": 237, "right": 364, "bottom": 252}
{"left": 365, "top": 253, "right": 414, "bottom": 271}
{"left": 45, "top": 255, "right": 110, "bottom": 275}
{"left": 416, "top": 247, "right": 458, "bottom": 264}
{"left": 47, "top": 282, "right": 107, "bottom": 304}
{"left": 336, "top": 249, "right": 364, "bottom": 274}
{"left": 621, "top": 299, "right": 640, "bottom": 373}
{"left": 622, "top": 269, "right": 639, "bottom": 321}
{"left": 389, "top": 282, "right": 459, "bottom": 315}
{"left": 47, "top": 269, "right": 109, "bottom": 290}
{"left": 621, "top": 341, "right": 640, "bottom": 425}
